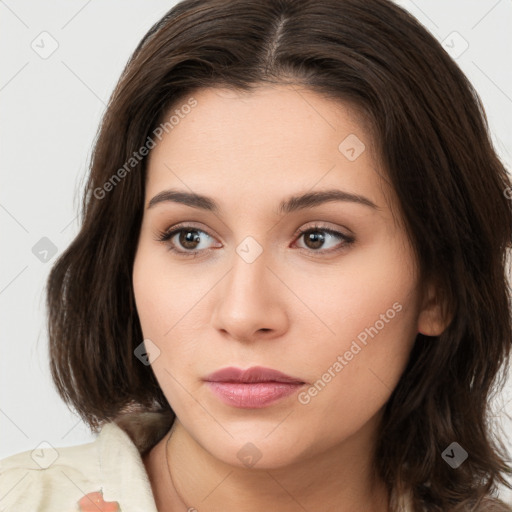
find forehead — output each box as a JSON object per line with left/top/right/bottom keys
{"left": 145, "top": 85, "right": 389, "bottom": 213}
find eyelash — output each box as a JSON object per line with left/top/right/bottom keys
{"left": 155, "top": 223, "right": 355, "bottom": 258}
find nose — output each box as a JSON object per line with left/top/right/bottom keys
{"left": 211, "top": 244, "right": 289, "bottom": 343}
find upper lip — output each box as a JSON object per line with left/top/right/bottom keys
{"left": 204, "top": 366, "right": 305, "bottom": 384}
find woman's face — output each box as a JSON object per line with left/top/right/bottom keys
{"left": 133, "top": 85, "right": 425, "bottom": 469}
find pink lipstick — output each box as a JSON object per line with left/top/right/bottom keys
{"left": 204, "top": 366, "right": 305, "bottom": 409}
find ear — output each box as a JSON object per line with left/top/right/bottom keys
{"left": 417, "top": 280, "right": 452, "bottom": 336}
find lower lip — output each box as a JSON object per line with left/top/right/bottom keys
{"left": 205, "top": 381, "right": 304, "bottom": 408}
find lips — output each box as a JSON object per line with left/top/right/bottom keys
{"left": 204, "top": 366, "right": 306, "bottom": 409}
{"left": 204, "top": 366, "right": 305, "bottom": 384}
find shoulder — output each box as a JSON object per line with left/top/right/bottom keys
{"left": 0, "top": 411, "right": 171, "bottom": 512}
{"left": 0, "top": 429, "right": 102, "bottom": 512}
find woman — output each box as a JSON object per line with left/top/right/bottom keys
{"left": 1, "top": 0, "right": 511, "bottom": 510}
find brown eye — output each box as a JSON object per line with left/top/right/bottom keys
{"left": 157, "top": 225, "right": 220, "bottom": 256}
{"left": 301, "top": 230, "right": 326, "bottom": 250}
{"left": 295, "top": 225, "right": 355, "bottom": 253}
{"left": 177, "top": 229, "right": 202, "bottom": 250}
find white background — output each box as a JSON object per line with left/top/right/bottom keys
{"left": 1, "top": 0, "right": 511, "bottom": 504}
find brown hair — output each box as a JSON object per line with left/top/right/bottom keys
{"left": 46, "top": 0, "right": 512, "bottom": 510}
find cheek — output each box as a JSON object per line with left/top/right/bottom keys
{"left": 132, "top": 242, "right": 216, "bottom": 356}
{"left": 132, "top": 243, "right": 176, "bottom": 340}
{"left": 291, "top": 237, "right": 417, "bottom": 346}
{"left": 295, "top": 310, "right": 416, "bottom": 452}
{"left": 293, "top": 244, "right": 419, "bottom": 434}
{"left": 132, "top": 246, "right": 200, "bottom": 408}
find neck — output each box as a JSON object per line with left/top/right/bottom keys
{"left": 144, "top": 414, "right": 390, "bottom": 512}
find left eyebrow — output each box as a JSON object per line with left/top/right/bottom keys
{"left": 147, "top": 188, "right": 379, "bottom": 213}
{"left": 278, "top": 189, "right": 378, "bottom": 214}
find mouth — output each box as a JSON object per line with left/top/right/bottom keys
{"left": 203, "top": 366, "right": 306, "bottom": 409}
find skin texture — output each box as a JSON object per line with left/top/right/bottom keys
{"left": 133, "top": 85, "right": 446, "bottom": 512}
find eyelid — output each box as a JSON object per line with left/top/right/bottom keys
{"left": 155, "top": 222, "right": 219, "bottom": 246}
{"left": 292, "top": 223, "right": 355, "bottom": 252}
{"left": 293, "top": 222, "right": 354, "bottom": 240}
